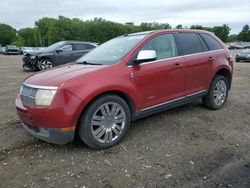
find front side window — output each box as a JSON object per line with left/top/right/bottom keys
{"left": 201, "top": 34, "right": 223, "bottom": 50}
{"left": 60, "top": 44, "right": 72, "bottom": 52}
{"left": 176, "top": 33, "right": 204, "bottom": 55}
{"left": 140, "top": 34, "right": 178, "bottom": 60}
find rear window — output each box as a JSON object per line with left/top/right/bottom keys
{"left": 176, "top": 33, "right": 204, "bottom": 55}
{"left": 200, "top": 34, "right": 223, "bottom": 50}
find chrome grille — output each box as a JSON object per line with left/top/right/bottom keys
{"left": 20, "top": 84, "right": 38, "bottom": 106}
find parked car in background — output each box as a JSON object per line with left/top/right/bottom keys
{"left": 16, "top": 29, "right": 233, "bottom": 149}
{"left": 22, "top": 41, "right": 97, "bottom": 71}
{"left": 5, "top": 45, "right": 19, "bottom": 55}
{"left": 19, "top": 47, "right": 34, "bottom": 55}
{"left": 1, "top": 47, "right": 6, "bottom": 54}
{"left": 235, "top": 49, "right": 250, "bottom": 62}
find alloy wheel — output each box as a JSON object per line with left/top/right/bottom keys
{"left": 213, "top": 80, "right": 227, "bottom": 106}
{"left": 91, "top": 102, "right": 126, "bottom": 143}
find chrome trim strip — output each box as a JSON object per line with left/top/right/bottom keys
{"left": 23, "top": 83, "right": 58, "bottom": 90}
{"left": 140, "top": 96, "right": 185, "bottom": 112}
{"left": 127, "top": 49, "right": 224, "bottom": 67}
{"left": 140, "top": 90, "right": 207, "bottom": 112}
{"left": 186, "top": 89, "right": 207, "bottom": 97}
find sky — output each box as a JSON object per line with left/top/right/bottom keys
{"left": 0, "top": 0, "right": 249, "bottom": 34}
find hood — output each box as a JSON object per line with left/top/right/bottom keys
{"left": 24, "top": 64, "right": 107, "bottom": 87}
{"left": 25, "top": 48, "right": 51, "bottom": 56}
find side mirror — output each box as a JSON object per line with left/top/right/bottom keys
{"left": 134, "top": 50, "right": 157, "bottom": 65}
{"left": 56, "top": 49, "right": 63, "bottom": 53}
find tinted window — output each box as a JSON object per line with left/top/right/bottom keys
{"left": 74, "top": 43, "right": 87, "bottom": 50}
{"left": 177, "top": 33, "right": 203, "bottom": 55}
{"left": 140, "top": 34, "right": 178, "bottom": 60}
{"left": 197, "top": 34, "right": 209, "bottom": 51}
{"left": 201, "top": 34, "right": 223, "bottom": 50}
{"left": 86, "top": 44, "right": 96, "bottom": 49}
{"left": 60, "top": 44, "right": 72, "bottom": 51}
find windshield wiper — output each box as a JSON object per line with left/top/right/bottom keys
{"left": 75, "top": 61, "right": 103, "bottom": 65}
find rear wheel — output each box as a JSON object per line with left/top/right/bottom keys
{"left": 38, "top": 59, "right": 53, "bottom": 70}
{"left": 203, "top": 75, "right": 229, "bottom": 110}
{"left": 78, "top": 94, "right": 131, "bottom": 149}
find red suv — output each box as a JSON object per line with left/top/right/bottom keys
{"left": 16, "top": 29, "right": 233, "bottom": 149}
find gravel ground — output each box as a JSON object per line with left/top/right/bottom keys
{"left": 0, "top": 50, "right": 249, "bottom": 188}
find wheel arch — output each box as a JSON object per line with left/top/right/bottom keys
{"left": 75, "top": 90, "right": 137, "bottom": 129}
{"left": 213, "top": 68, "right": 232, "bottom": 90}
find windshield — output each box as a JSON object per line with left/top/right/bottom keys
{"left": 46, "top": 41, "right": 65, "bottom": 51}
{"left": 76, "top": 34, "right": 146, "bottom": 65}
{"left": 7, "top": 45, "right": 17, "bottom": 49}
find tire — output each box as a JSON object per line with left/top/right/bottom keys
{"left": 78, "top": 94, "right": 131, "bottom": 149}
{"left": 202, "top": 75, "right": 229, "bottom": 110}
{"left": 38, "top": 59, "right": 53, "bottom": 70}
{"left": 236, "top": 59, "right": 239, "bottom": 62}
{"left": 22, "top": 64, "right": 31, "bottom": 71}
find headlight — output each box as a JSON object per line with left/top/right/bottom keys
{"left": 35, "top": 89, "right": 57, "bottom": 105}
{"left": 246, "top": 54, "right": 250, "bottom": 58}
{"left": 30, "top": 55, "right": 36, "bottom": 59}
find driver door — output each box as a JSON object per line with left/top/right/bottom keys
{"left": 55, "top": 44, "right": 74, "bottom": 65}
{"left": 131, "top": 34, "right": 186, "bottom": 109}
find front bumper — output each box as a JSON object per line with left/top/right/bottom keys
{"left": 15, "top": 88, "right": 84, "bottom": 144}
{"left": 23, "top": 123, "right": 74, "bottom": 144}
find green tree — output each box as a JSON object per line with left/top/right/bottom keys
{"left": 140, "top": 22, "right": 171, "bottom": 31}
{"left": 12, "top": 37, "right": 24, "bottom": 47}
{"left": 227, "top": 34, "right": 237, "bottom": 42}
{"left": 175, "top": 24, "right": 183, "bottom": 29}
{"left": 0, "top": 23, "right": 16, "bottom": 46}
{"left": 18, "top": 28, "right": 35, "bottom": 46}
{"left": 237, "top": 24, "right": 249, "bottom": 41}
{"left": 212, "top": 24, "right": 230, "bottom": 42}
{"left": 35, "top": 17, "right": 57, "bottom": 46}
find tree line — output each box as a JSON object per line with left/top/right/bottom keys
{"left": 0, "top": 16, "right": 249, "bottom": 47}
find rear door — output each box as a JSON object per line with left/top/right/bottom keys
{"left": 131, "top": 34, "right": 186, "bottom": 109}
{"left": 175, "top": 32, "right": 211, "bottom": 95}
{"left": 72, "top": 43, "right": 92, "bottom": 60}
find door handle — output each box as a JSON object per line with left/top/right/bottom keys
{"left": 208, "top": 56, "right": 215, "bottom": 61}
{"left": 173, "top": 63, "right": 183, "bottom": 69}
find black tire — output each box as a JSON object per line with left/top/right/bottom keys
{"left": 22, "top": 64, "right": 31, "bottom": 71}
{"left": 236, "top": 59, "right": 239, "bottom": 62}
{"left": 78, "top": 94, "right": 131, "bottom": 149}
{"left": 202, "top": 75, "right": 229, "bottom": 110}
{"left": 38, "top": 59, "right": 53, "bottom": 70}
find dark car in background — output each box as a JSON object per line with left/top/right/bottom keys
{"left": 235, "top": 49, "right": 250, "bottom": 62}
{"left": 22, "top": 41, "right": 98, "bottom": 71}
{"left": 5, "top": 45, "right": 19, "bottom": 55}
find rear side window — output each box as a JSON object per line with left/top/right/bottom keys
{"left": 140, "top": 34, "right": 178, "bottom": 60}
{"left": 200, "top": 34, "right": 223, "bottom": 50}
{"left": 74, "top": 43, "right": 87, "bottom": 50}
{"left": 176, "top": 33, "right": 204, "bottom": 55}
{"left": 86, "top": 44, "right": 96, "bottom": 49}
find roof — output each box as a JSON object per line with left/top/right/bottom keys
{"left": 126, "top": 29, "right": 213, "bottom": 36}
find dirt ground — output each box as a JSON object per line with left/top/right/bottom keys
{"left": 0, "top": 50, "right": 249, "bottom": 188}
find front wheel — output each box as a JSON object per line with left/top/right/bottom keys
{"left": 78, "top": 94, "right": 131, "bottom": 149}
{"left": 38, "top": 59, "right": 53, "bottom": 70}
{"left": 203, "top": 75, "right": 229, "bottom": 110}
